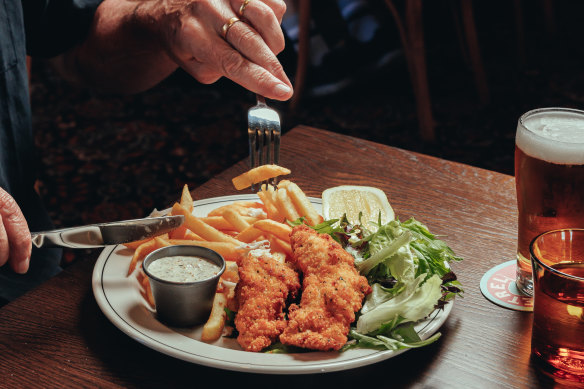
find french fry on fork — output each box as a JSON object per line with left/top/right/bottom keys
{"left": 231, "top": 165, "right": 290, "bottom": 191}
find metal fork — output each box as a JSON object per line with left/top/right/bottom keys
{"left": 247, "top": 94, "right": 281, "bottom": 191}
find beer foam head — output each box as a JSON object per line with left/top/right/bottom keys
{"left": 516, "top": 108, "right": 584, "bottom": 164}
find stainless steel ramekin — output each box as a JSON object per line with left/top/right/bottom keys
{"left": 143, "top": 245, "right": 225, "bottom": 327}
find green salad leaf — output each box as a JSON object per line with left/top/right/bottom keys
{"left": 357, "top": 273, "right": 443, "bottom": 334}
{"left": 320, "top": 214, "right": 463, "bottom": 351}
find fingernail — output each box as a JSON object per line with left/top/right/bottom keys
{"left": 16, "top": 257, "right": 30, "bottom": 274}
{"left": 274, "top": 83, "right": 291, "bottom": 97}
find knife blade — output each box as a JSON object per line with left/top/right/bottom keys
{"left": 30, "top": 215, "right": 184, "bottom": 249}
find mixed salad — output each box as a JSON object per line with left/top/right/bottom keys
{"left": 311, "top": 213, "right": 464, "bottom": 352}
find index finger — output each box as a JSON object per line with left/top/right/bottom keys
{"left": 219, "top": 25, "right": 293, "bottom": 100}
{"left": 200, "top": 43, "right": 292, "bottom": 100}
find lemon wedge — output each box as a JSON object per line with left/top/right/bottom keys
{"left": 322, "top": 185, "right": 395, "bottom": 226}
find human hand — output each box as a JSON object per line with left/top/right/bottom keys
{"left": 139, "top": 0, "right": 293, "bottom": 100}
{"left": 0, "top": 188, "right": 32, "bottom": 274}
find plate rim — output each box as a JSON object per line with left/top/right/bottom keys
{"left": 92, "top": 194, "right": 453, "bottom": 374}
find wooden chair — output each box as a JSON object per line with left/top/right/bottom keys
{"left": 289, "top": 0, "right": 489, "bottom": 142}
{"left": 513, "top": 0, "right": 557, "bottom": 67}
{"left": 289, "top": 0, "right": 311, "bottom": 112}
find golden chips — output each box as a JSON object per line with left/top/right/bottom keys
{"left": 124, "top": 167, "right": 322, "bottom": 342}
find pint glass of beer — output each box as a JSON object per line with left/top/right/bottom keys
{"left": 515, "top": 107, "right": 584, "bottom": 296}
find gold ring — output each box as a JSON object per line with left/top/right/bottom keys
{"left": 221, "top": 17, "right": 241, "bottom": 38}
{"left": 239, "top": 0, "right": 252, "bottom": 17}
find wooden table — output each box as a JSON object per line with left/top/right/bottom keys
{"left": 0, "top": 126, "right": 557, "bottom": 388}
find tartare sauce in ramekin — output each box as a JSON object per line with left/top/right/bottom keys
{"left": 147, "top": 256, "right": 220, "bottom": 283}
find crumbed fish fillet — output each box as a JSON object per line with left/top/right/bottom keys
{"left": 280, "top": 225, "right": 371, "bottom": 351}
{"left": 235, "top": 251, "right": 300, "bottom": 352}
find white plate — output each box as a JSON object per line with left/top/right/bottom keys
{"left": 92, "top": 194, "right": 453, "bottom": 374}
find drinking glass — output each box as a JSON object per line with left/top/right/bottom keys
{"left": 515, "top": 107, "right": 584, "bottom": 296}
{"left": 530, "top": 228, "right": 584, "bottom": 384}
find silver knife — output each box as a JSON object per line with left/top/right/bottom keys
{"left": 31, "top": 215, "right": 184, "bottom": 249}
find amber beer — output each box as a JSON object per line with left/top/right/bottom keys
{"left": 515, "top": 108, "right": 584, "bottom": 296}
{"left": 530, "top": 229, "right": 584, "bottom": 383}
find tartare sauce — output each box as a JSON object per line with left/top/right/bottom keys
{"left": 147, "top": 255, "right": 220, "bottom": 283}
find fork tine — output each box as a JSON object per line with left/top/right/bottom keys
{"left": 264, "top": 122, "right": 272, "bottom": 165}
{"left": 271, "top": 120, "right": 281, "bottom": 187}
{"left": 258, "top": 124, "right": 265, "bottom": 165}
{"left": 248, "top": 94, "right": 281, "bottom": 192}
{"left": 273, "top": 126, "right": 281, "bottom": 165}
{"left": 260, "top": 123, "right": 269, "bottom": 189}
{"left": 248, "top": 118, "right": 258, "bottom": 192}
{"left": 248, "top": 126, "right": 257, "bottom": 168}
{"left": 259, "top": 127, "right": 268, "bottom": 187}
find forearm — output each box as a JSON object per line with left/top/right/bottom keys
{"left": 53, "top": 0, "right": 179, "bottom": 94}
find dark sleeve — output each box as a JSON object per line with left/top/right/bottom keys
{"left": 22, "top": 0, "right": 103, "bottom": 58}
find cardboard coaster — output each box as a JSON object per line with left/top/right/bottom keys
{"left": 480, "top": 260, "right": 533, "bottom": 312}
